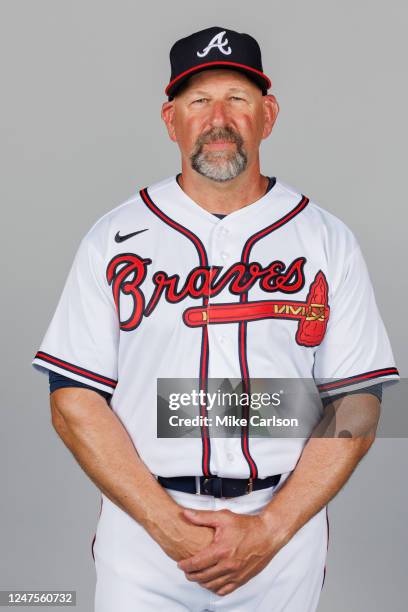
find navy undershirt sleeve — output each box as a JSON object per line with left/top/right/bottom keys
{"left": 48, "top": 370, "right": 111, "bottom": 402}
{"left": 320, "top": 383, "right": 383, "bottom": 407}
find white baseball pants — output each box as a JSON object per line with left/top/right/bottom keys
{"left": 93, "top": 477, "right": 328, "bottom": 612}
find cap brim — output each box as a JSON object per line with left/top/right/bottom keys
{"left": 165, "top": 61, "right": 271, "bottom": 99}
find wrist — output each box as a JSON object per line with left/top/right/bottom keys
{"left": 137, "top": 494, "right": 180, "bottom": 536}
{"left": 258, "top": 503, "right": 299, "bottom": 549}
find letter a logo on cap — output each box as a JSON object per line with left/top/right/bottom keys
{"left": 197, "top": 31, "right": 232, "bottom": 57}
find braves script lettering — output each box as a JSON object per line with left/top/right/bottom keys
{"left": 106, "top": 254, "right": 306, "bottom": 331}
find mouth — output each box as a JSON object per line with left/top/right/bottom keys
{"left": 203, "top": 141, "right": 237, "bottom": 150}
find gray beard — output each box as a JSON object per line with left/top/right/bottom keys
{"left": 191, "top": 149, "right": 247, "bottom": 182}
{"left": 190, "top": 128, "right": 248, "bottom": 182}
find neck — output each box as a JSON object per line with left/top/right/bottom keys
{"left": 178, "top": 158, "right": 269, "bottom": 214}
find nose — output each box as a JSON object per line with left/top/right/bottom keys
{"left": 208, "top": 100, "right": 230, "bottom": 127}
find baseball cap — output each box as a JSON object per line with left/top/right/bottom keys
{"left": 165, "top": 26, "right": 271, "bottom": 100}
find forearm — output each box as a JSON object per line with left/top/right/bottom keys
{"left": 50, "top": 387, "right": 182, "bottom": 546}
{"left": 259, "top": 393, "right": 380, "bottom": 544}
{"left": 260, "top": 434, "right": 374, "bottom": 545}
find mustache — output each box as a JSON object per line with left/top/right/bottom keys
{"left": 194, "top": 127, "right": 244, "bottom": 150}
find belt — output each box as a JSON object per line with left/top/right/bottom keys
{"left": 157, "top": 474, "right": 281, "bottom": 498}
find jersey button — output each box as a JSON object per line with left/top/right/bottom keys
{"left": 220, "top": 251, "right": 229, "bottom": 261}
{"left": 219, "top": 227, "right": 229, "bottom": 237}
{"left": 227, "top": 453, "right": 235, "bottom": 462}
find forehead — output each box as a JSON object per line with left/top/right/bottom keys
{"left": 180, "top": 69, "right": 261, "bottom": 94}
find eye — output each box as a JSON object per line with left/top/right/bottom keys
{"left": 192, "top": 97, "right": 208, "bottom": 104}
{"left": 230, "top": 96, "right": 245, "bottom": 101}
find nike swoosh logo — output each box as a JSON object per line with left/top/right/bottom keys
{"left": 115, "top": 229, "right": 148, "bottom": 243}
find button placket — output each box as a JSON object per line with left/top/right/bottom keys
{"left": 215, "top": 224, "right": 231, "bottom": 265}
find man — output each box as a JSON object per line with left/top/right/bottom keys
{"left": 33, "top": 27, "right": 399, "bottom": 611}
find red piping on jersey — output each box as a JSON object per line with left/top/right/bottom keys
{"left": 34, "top": 351, "right": 117, "bottom": 389}
{"left": 238, "top": 195, "right": 310, "bottom": 479}
{"left": 140, "top": 187, "right": 213, "bottom": 477}
{"left": 317, "top": 367, "right": 399, "bottom": 392}
{"left": 165, "top": 61, "right": 271, "bottom": 96}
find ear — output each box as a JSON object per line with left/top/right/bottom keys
{"left": 261, "top": 94, "right": 279, "bottom": 140}
{"left": 161, "top": 100, "right": 177, "bottom": 142}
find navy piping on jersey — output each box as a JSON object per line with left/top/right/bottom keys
{"left": 37, "top": 351, "right": 117, "bottom": 389}
{"left": 237, "top": 193, "right": 310, "bottom": 479}
{"left": 317, "top": 368, "right": 398, "bottom": 392}
{"left": 139, "top": 186, "right": 213, "bottom": 478}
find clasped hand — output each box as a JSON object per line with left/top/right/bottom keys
{"left": 177, "top": 508, "right": 284, "bottom": 597}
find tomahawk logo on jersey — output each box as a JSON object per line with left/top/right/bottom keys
{"left": 33, "top": 176, "right": 399, "bottom": 479}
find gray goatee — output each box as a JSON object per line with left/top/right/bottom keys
{"left": 190, "top": 126, "right": 247, "bottom": 182}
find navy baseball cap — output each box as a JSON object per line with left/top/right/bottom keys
{"left": 165, "top": 27, "right": 271, "bottom": 100}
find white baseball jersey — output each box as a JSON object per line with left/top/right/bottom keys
{"left": 33, "top": 175, "right": 399, "bottom": 479}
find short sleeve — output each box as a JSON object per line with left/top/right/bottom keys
{"left": 314, "top": 243, "right": 399, "bottom": 397}
{"left": 32, "top": 233, "right": 119, "bottom": 395}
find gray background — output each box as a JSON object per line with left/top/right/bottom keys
{"left": 1, "top": 0, "right": 406, "bottom": 610}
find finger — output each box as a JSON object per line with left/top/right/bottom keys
{"left": 185, "top": 562, "right": 232, "bottom": 583}
{"left": 178, "top": 546, "right": 222, "bottom": 572}
{"left": 217, "top": 582, "right": 237, "bottom": 596}
{"left": 200, "top": 575, "right": 235, "bottom": 593}
{"left": 182, "top": 509, "right": 221, "bottom": 527}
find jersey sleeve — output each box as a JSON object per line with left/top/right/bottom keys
{"left": 32, "top": 231, "right": 119, "bottom": 395}
{"left": 313, "top": 242, "right": 399, "bottom": 397}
